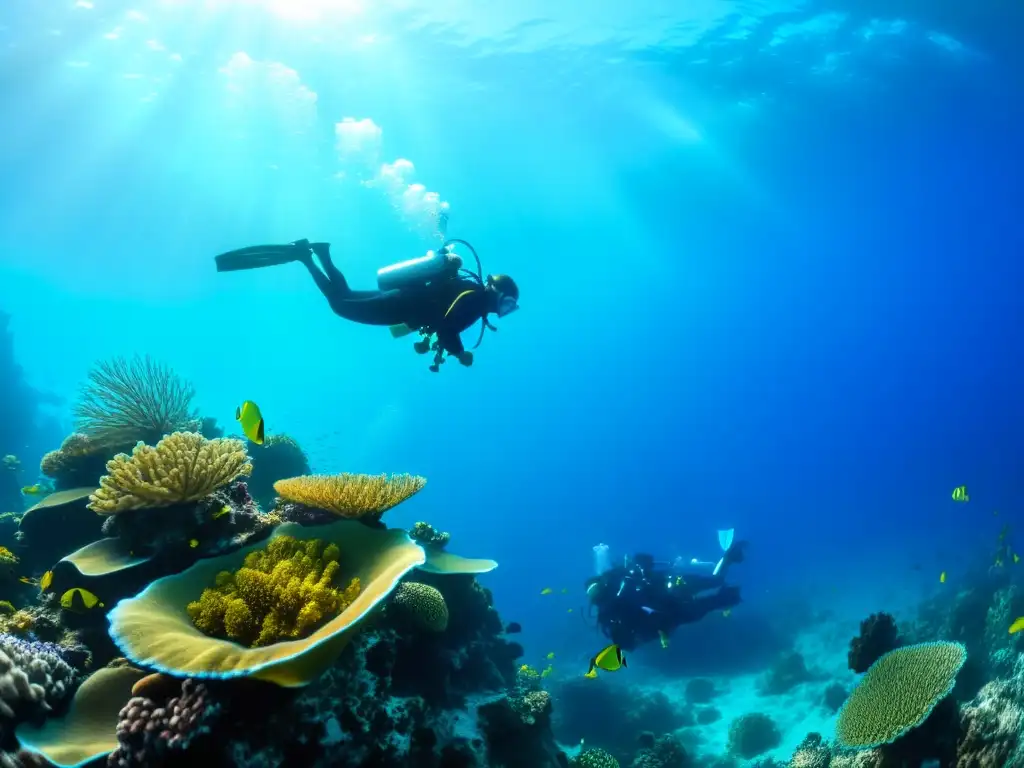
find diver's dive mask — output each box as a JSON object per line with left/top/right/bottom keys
{"left": 496, "top": 294, "right": 519, "bottom": 318}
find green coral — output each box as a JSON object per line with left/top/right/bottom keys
{"left": 391, "top": 582, "right": 449, "bottom": 632}
{"left": 571, "top": 747, "right": 619, "bottom": 768}
{"left": 836, "top": 641, "right": 967, "bottom": 749}
{"left": 186, "top": 535, "right": 360, "bottom": 647}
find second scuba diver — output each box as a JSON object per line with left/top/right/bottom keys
{"left": 214, "top": 237, "right": 520, "bottom": 373}
{"left": 586, "top": 530, "right": 748, "bottom": 652}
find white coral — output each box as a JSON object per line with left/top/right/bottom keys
{"left": 0, "top": 637, "right": 76, "bottom": 722}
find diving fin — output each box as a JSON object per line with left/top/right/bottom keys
{"left": 713, "top": 528, "right": 736, "bottom": 577}
{"left": 390, "top": 324, "right": 415, "bottom": 339}
{"left": 214, "top": 241, "right": 311, "bottom": 273}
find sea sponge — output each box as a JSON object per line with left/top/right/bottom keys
{"left": 727, "top": 712, "right": 782, "bottom": 759}
{"left": 848, "top": 612, "right": 901, "bottom": 673}
{"left": 74, "top": 355, "right": 198, "bottom": 449}
{"left": 572, "top": 747, "right": 620, "bottom": 768}
{"left": 88, "top": 432, "right": 252, "bottom": 514}
{"left": 0, "top": 634, "right": 76, "bottom": 719}
{"left": 835, "top": 641, "right": 967, "bottom": 749}
{"left": 186, "top": 535, "right": 361, "bottom": 647}
{"left": 390, "top": 581, "right": 449, "bottom": 632}
{"left": 273, "top": 472, "right": 426, "bottom": 521}
{"left": 108, "top": 520, "right": 427, "bottom": 687}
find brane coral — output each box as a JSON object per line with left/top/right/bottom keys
{"left": 89, "top": 432, "right": 252, "bottom": 514}
{"left": 836, "top": 641, "right": 967, "bottom": 749}
{"left": 391, "top": 582, "right": 449, "bottom": 632}
{"left": 573, "top": 747, "right": 621, "bottom": 768}
{"left": 0, "top": 634, "right": 76, "bottom": 720}
{"left": 273, "top": 473, "right": 426, "bottom": 521}
{"left": 186, "top": 535, "right": 361, "bottom": 647}
{"left": 40, "top": 433, "right": 124, "bottom": 490}
{"left": 727, "top": 712, "right": 782, "bottom": 759}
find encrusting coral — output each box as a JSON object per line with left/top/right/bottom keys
{"left": 389, "top": 581, "right": 449, "bottom": 632}
{"left": 88, "top": 432, "right": 252, "bottom": 514}
{"left": 273, "top": 473, "right": 426, "bottom": 521}
{"left": 836, "top": 641, "right": 967, "bottom": 749}
{"left": 186, "top": 535, "right": 361, "bottom": 648}
{"left": 74, "top": 355, "right": 198, "bottom": 449}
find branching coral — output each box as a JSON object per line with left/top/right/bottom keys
{"left": 390, "top": 582, "right": 449, "bottom": 632}
{"left": 848, "top": 612, "right": 901, "bottom": 674}
{"left": 186, "top": 535, "right": 361, "bottom": 647}
{"left": 572, "top": 747, "right": 621, "bottom": 768}
{"left": 727, "top": 712, "right": 781, "bottom": 759}
{"left": 0, "top": 634, "right": 76, "bottom": 719}
{"left": 88, "top": 432, "right": 252, "bottom": 514}
{"left": 789, "top": 733, "right": 830, "bottom": 768}
{"left": 410, "top": 521, "right": 450, "bottom": 549}
{"left": 836, "top": 641, "right": 967, "bottom": 749}
{"left": 273, "top": 473, "right": 426, "bottom": 521}
{"left": 108, "top": 678, "right": 219, "bottom": 767}
{"left": 955, "top": 675, "right": 1024, "bottom": 767}
{"left": 74, "top": 355, "right": 198, "bottom": 448}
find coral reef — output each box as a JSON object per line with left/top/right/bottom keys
{"left": 848, "top": 612, "right": 901, "bottom": 674}
{"left": 246, "top": 434, "right": 310, "bottom": 510}
{"left": 955, "top": 662, "right": 1024, "bottom": 768}
{"left": 390, "top": 581, "right": 449, "bottom": 633}
{"left": 411, "top": 521, "right": 451, "bottom": 549}
{"left": 630, "top": 734, "right": 690, "bottom": 768}
{"left": 74, "top": 355, "right": 198, "bottom": 449}
{"left": 0, "top": 634, "right": 76, "bottom": 722}
{"left": 40, "top": 433, "right": 122, "bottom": 491}
{"left": 696, "top": 706, "right": 722, "bottom": 725}
{"left": 727, "top": 712, "right": 781, "bottom": 760}
{"left": 822, "top": 681, "right": 848, "bottom": 713}
{"left": 186, "top": 534, "right": 361, "bottom": 647}
{"left": 788, "top": 733, "right": 829, "bottom": 768}
{"left": 684, "top": 677, "right": 717, "bottom": 704}
{"left": 88, "top": 432, "right": 252, "bottom": 514}
{"left": 108, "top": 678, "right": 219, "bottom": 767}
{"left": 572, "top": 747, "right": 620, "bottom": 767}
{"left": 273, "top": 472, "right": 426, "bottom": 521}
{"left": 836, "top": 641, "right": 967, "bottom": 749}
{"left": 757, "top": 650, "right": 817, "bottom": 695}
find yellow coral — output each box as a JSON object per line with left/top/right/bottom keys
{"left": 88, "top": 432, "right": 252, "bottom": 515}
{"left": 186, "top": 535, "right": 361, "bottom": 647}
{"left": 391, "top": 582, "right": 449, "bottom": 632}
{"left": 273, "top": 473, "right": 426, "bottom": 520}
{"left": 0, "top": 546, "right": 18, "bottom": 567}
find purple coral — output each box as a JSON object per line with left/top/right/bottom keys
{"left": 108, "top": 678, "right": 219, "bottom": 767}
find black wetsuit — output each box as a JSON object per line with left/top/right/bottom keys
{"left": 588, "top": 558, "right": 742, "bottom": 651}
{"left": 304, "top": 245, "right": 489, "bottom": 357}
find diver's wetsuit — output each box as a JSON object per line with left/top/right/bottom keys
{"left": 302, "top": 245, "right": 488, "bottom": 357}
{"left": 588, "top": 558, "right": 742, "bottom": 651}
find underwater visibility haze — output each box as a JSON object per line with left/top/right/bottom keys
{"left": 0, "top": 0, "right": 1023, "bottom": 765}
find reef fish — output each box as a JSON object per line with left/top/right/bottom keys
{"left": 20, "top": 485, "right": 47, "bottom": 496}
{"left": 540, "top": 588, "right": 553, "bottom": 595}
{"left": 951, "top": 485, "right": 969, "bottom": 502}
{"left": 212, "top": 504, "right": 231, "bottom": 520}
{"left": 585, "top": 643, "right": 626, "bottom": 679}
{"left": 1010, "top": 617, "right": 1024, "bottom": 635}
{"left": 940, "top": 571, "right": 947, "bottom": 583}
{"left": 236, "top": 400, "right": 265, "bottom": 445}
{"left": 60, "top": 588, "right": 104, "bottom": 613}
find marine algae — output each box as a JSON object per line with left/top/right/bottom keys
{"left": 186, "top": 535, "right": 360, "bottom": 648}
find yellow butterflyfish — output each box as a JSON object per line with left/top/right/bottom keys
{"left": 1010, "top": 617, "right": 1024, "bottom": 635}
{"left": 236, "top": 400, "right": 265, "bottom": 445}
{"left": 951, "top": 485, "right": 969, "bottom": 502}
{"left": 940, "top": 571, "right": 947, "bottom": 583}
{"left": 540, "top": 588, "right": 553, "bottom": 595}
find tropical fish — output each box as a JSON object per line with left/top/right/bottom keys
{"left": 940, "top": 571, "right": 947, "bottom": 583}
{"left": 60, "top": 588, "right": 104, "bottom": 613}
{"left": 236, "top": 400, "right": 265, "bottom": 445}
{"left": 541, "top": 665, "right": 554, "bottom": 678}
{"left": 659, "top": 630, "right": 670, "bottom": 649}
{"left": 189, "top": 539, "right": 199, "bottom": 549}
{"left": 1014, "top": 554, "right": 1020, "bottom": 565}
{"left": 20, "top": 485, "right": 47, "bottom": 496}
{"left": 540, "top": 588, "right": 553, "bottom": 595}
{"left": 1009, "top": 617, "right": 1024, "bottom": 635}
{"left": 585, "top": 643, "right": 626, "bottom": 679}
{"left": 39, "top": 570, "right": 53, "bottom": 591}
{"left": 212, "top": 504, "right": 231, "bottom": 521}
{"left": 18, "top": 577, "right": 36, "bottom": 586}
{"left": 951, "top": 485, "right": 969, "bottom": 502}
{"left": 545, "top": 652, "right": 555, "bottom": 660}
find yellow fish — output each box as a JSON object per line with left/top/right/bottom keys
{"left": 236, "top": 400, "right": 265, "bottom": 445}
{"left": 545, "top": 652, "right": 555, "bottom": 660}
{"left": 1010, "top": 617, "right": 1024, "bottom": 635}
{"left": 20, "top": 485, "right": 46, "bottom": 496}
{"left": 540, "top": 588, "right": 553, "bottom": 595}
{"left": 940, "top": 571, "right": 947, "bottom": 583}
{"left": 189, "top": 539, "right": 199, "bottom": 549}
{"left": 541, "top": 665, "right": 554, "bottom": 678}
{"left": 951, "top": 485, "right": 969, "bottom": 502}
{"left": 585, "top": 643, "right": 626, "bottom": 679}
{"left": 39, "top": 570, "right": 53, "bottom": 591}
{"left": 212, "top": 504, "right": 231, "bottom": 520}
{"left": 60, "top": 588, "right": 104, "bottom": 613}
{"left": 18, "top": 576, "right": 36, "bottom": 586}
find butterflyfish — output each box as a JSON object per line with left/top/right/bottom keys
{"left": 212, "top": 504, "right": 231, "bottom": 520}
{"left": 1010, "top": 617, "right": 1024, "bottom": 635}
{"left": 545, "top": 652, "right": 555, "bottom": 660}
{"left": 951, "top": 485, "right": 969, "bottom": 502}
{"left": 21, "top": 485, "right": 46, "bottom": 496}
{"left": 540, "top": 588, "right": 553, "bottom": 595}
{"left": 189, "top": 539, "right": 199, "bottom": 549}
{"left": 60, "top": 588, "right": 104, "bottom": 613}
{"left": 541, "top": 665, "right": 554, "bottom": 678}
{"left": 236, "top": 400, "right": 265, "bottom": 445}
{"left": 585, "top": 643, "right": 626, "bottom": 678}
{"left": 39, "top": 570, "right": 53, "bottom": 591}
{"left": 940, "top": 571, "right": 947, "bottom": 583}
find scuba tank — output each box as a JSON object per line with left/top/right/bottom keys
{"left": 376, "top": 248, "right": 461, "bottom": 292}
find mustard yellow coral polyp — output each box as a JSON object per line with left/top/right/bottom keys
{"left": 273, "top": 473, "right": 426, "bottom": 520}
{"left": 186, "top": 535, "right": 362, "bottom": 647}
{"left": 107, "top": 520, "right": 427, "bottom": 687}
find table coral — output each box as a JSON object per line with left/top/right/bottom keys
{"left": 88, "top": 432, "right": 252, "bottom": 514}
{"left": 186, "top": 535, "right": 361, "bottom": 648}
{"left": 273, "top": 472, "right": 426, "bottom": 521}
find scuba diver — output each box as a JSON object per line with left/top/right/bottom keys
{"left": 585, "top": 531, "right": 747, "bottom": 652}
{"left": 214, "top": 236, "right": 520, "bottom": 373}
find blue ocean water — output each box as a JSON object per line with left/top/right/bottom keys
{"left": 0, "top": 0, "right": 1022, "bottom": 758}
